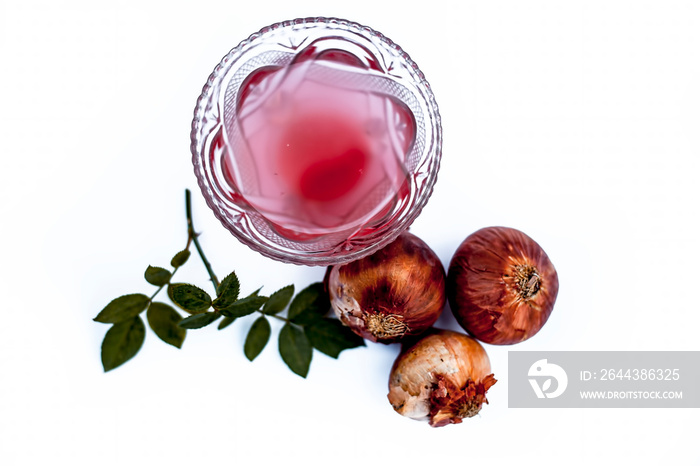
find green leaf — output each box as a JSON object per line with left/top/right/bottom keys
{"left": 178, "top": 311, "right": 222, "bottom": 329}
{"left": 144, "top": 266, "right": 172, "bottom": 287}
{"left": 94, "top": 294, "right": 150, "bottom": 324}
{"left": 146, "top": 302, "right": 186, "bottom": 348}
{"left": 212, "top": 272, "right": 240, "bottom": 310}
{"left": 217, "top": 316, "right": 236, "bottom": 330}
{"left": 288, "top": 282, "right": 330, "bottom": 325}
{"left": 244, "top": 316, "right": 271, "bottom": 361}
{"left": 278, "top": 323, "right": 312, "bottom": 378}
{"left": 101, "top": 316, "right": 146, "bottom": 372}
{"left": 171, "top": 249, "right": 191, "bottom": 268}
{"left": 262, "top": 285, "right": 294, "bottom": 315}
{"left": 168, "top": 283, "right": 212, "bottom": 314}
{"left": 219, "top": 295, "right": 268, "bottom": 319}
{"left": 304, "top": 318, "right": 365, "bottom": 359}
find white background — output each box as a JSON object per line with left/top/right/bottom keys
{"left": 1, "top": 0, "right": 698, "bottom": 464}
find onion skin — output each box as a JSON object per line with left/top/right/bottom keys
{"left": 326, "top": 232, "right": 446, "bottom": 344}
{"left": 388, "top": 329, "right": 496, "bottom": 427}
{"left": 447, "top": 226, "right": 559, "bottom": 345}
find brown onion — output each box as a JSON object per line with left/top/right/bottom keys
{"left": 326, "top": 231, "right": 445, "bottom": 343}
{"left": 388, "top": 329, "right": 496, "bottom": 427}
{"left": 447, "top": 226, "right": 559, "bottom": 345}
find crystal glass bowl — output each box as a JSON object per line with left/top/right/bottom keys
{"left": 191, "top": 17, "right": 441, "bottom": 265}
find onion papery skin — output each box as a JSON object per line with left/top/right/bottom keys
{"left": 387, "top": 329, "right": 496, "bottom": 427}
{"left": 447, "top": 226, "right": 559, "bottom": 345}
{"left": 326, "top": 232, "right": 446, "bottom": 344}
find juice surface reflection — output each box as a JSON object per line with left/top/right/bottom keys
{"left": 224, "top": 52, "right": 416, "bottom": 239}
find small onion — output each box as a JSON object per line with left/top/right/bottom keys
{"left": 387, "top": 329, "right": 496, "bottom": 427}
{"left": 326, "top": 231, "right": 445, "bottom": 343}
{"left": 447, "top": 226, "right": 559, "bottom": 345}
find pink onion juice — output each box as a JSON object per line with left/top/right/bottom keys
{"left": 223, "top": 52, "right": 416, "bottom": 240}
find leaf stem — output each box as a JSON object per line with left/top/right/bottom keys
{"left": 185, "top": 189, "right": 220, "bottom": 291}
{"left": 149, "top": 284, "right": 165, "bottom": 302}
{"left": 149, "top": 265, "right": 181, "bottom": 301}
{"left": 266, "top": 313, "right": 290, "bottom": 323}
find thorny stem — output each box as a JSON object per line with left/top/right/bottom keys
{"left": 185, "top": 189, "right": 220, "bottom": 291}
{"left": 145, "top": 189, "right": 213, "bottom": 303}
{"left": 182, "top": 190, "right": 294, "bottom": 326}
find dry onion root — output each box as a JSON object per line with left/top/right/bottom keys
{"left": 387, "top": 329, "right": 496, "bottom": 427}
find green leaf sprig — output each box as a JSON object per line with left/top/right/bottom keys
{"left": 93, "top": 189, "right": 365, "bottom": 376}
